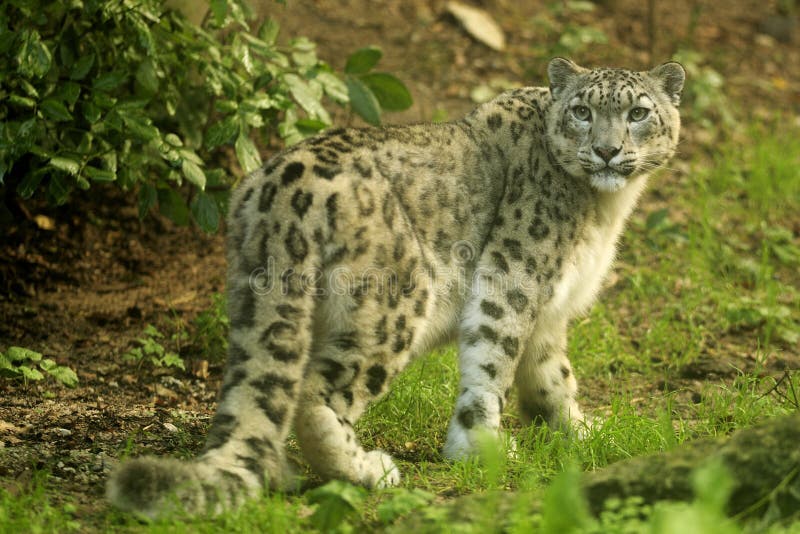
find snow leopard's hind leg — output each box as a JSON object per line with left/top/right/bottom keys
{"left": 293, "top": 269, "right": 427, "bottom": 488}
{"left": 107, "top": 173, "right": 320, "bottom": 519}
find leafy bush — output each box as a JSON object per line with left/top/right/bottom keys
{"left": 0, "top": 0, "right": 411, "bottom": 232}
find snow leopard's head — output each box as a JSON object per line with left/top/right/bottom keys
{"left": 546, "top": 58, "right": 685, "bottom": 193}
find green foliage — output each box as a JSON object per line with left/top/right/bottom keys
{"left": 672, "top": 49, "right": 735, "bottom": 133}
{"left": 123, "top": 324, "right": 185, "bottom": 370}
{"left": 538, "top": 465, "right": 595, "bottom": 532}
{"left": 190, "top": 293, "right": 229, "bottom": 362}
{"left": 0, "top": 346, "right": 78, "bottom": 387}
{"left": 343, "top": 46, "right": 413, "bottom": 126}
{"left": 0, "top": 472, "right": 82, "bottom": 532}
{"left": 375, "top": 488, "right": 435, "bottom": 524}
{"left": 306, "top": 480, "right": 367, "bottom": 532}
{"left": 530, "top": 1, "right": 608, "bottom": 60}
{"left": 0, "top": 0, "right": 411, "bottom": 231}
{"left": 648, "top": 460, "right": 739, "bottom": 534}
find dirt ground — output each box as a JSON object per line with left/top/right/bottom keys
{"left": 1, "top": 0, "right": 798, "bottom": 518}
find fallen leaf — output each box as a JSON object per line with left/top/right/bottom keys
{"left": 192, "top": 359, "right": 210, "bottom": 380}
{"left": 154, "top": 384, "right": 178, "bottom": 400}
{"left": 446, "top": 2, "right": 506, "bottom": 51}
{"left": 33, "top": 214, "right": 56, "bottom": 231}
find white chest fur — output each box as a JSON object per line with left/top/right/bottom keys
{"left": 542, "top": 174, "right": 648, "bottom": 323}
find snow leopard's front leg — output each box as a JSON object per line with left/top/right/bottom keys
{"left": 444, "top": 275, "right": 535, "bottom": 459}
{"left": 515, "top": 315, "right": 585, "bottom": 432}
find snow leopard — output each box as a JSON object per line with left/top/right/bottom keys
{"left": 107, "top": 57, "right": 685, "bottom": 518}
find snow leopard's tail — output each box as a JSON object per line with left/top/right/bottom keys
{"left": 106, "top": 451, "right": 298, "bottom": 519}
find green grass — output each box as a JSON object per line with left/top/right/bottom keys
{"left": 2, "top": 122, "right": 799, "bottom": 532}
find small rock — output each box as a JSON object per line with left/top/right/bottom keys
{"left": 53, "top": 428, "right": 72, "bottom": 437}
{"left": 163, "top": 422, "right": 179, "bottom": 433}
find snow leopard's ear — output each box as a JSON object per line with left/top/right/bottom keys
{"left": 650, "top": 62, "right": 686, "bottom": 106}
{"left": 547, "top": 57, "right": 584, "bottom": 100}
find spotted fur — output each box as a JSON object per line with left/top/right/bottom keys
{"left": 107, "top": 58, "right": 684, "bottom": 518}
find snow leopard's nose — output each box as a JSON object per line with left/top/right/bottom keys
{"left": 593, "top": 145, "right": 620, "bottom": 163}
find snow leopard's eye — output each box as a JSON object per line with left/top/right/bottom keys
{"left": 628, "top": 107, "right": 650, "bottom": 122}
{"left": 571, "top": 105, "right": 591, "bottom": 122}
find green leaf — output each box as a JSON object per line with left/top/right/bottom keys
{"left": 243, "top": 112, "right": 264, "bottom": 128}
{"left": 121, "top": 113, "right": 160, "bottom": 141}
{"left": 179, "top": 148, "right": 203, "bottom": 166}
{"left": 83, "top": 102, "right": 101, "bottom": 123}
{"left": 205, "top": 115, "right": 239, "bottom": 149}
{"left": 138, "top": 183, "right": 157, "bottom": 219}
{"left": 210, "top": 0, "right": 228, "bottom": 26}
{"left": 235, "top": 132, "right": 261, "bottom": 174}
{"left": 93, "top": 71, "right": 128, "bottom": 92}
{"left": 291, "top": 37, "right": 318, "bottom": 68}
{"left": 143, "top": 324, "right": 162, "bottom": 338}
{"left": 160, "top": 352, "right": 185, "bottom": 370}
{"left": 232, "top": 34, "right": 254, "bottom": 74}
{"left": 136, "top": 59, "right": 159, "bottom": 94}
{"left": 346, "top": 76, "right": 381, "bottom": 126}
{"left": 308, "top": 481, "right": 366, "bottom": 532}
{"left": 360, "top": 72, "right": 413, "bottom": 111}
{"left": 102, "top": 151, "right": 118, "bottom": 173}
{"left": 49, "top": 156, "right": 81, "bottom": 175}
{"left": 215, "top": 100, "right": 238, "bottom": 113}
{"left": 191, "top": 192, "right": 220, "bottom": 233}
{"left": 19, "top": 365, "right": 45, "bottom": 381}
{"left": 164, "top": 133, "right": 183, "bottom": 147}
{"left": 54, "top": 82, "right": 81, "bottom": 107}
{"left": 316, "top": 71, "right": 349, "bottom": 104}
{"left": 8, "top": 95, "right": 36, "bottom": 109}
{"left": 17, "top": 30, "right": 52, "bottom": 78}
{"left": 17, "top": 169, "right": 45, "bottom": 199}
{"left": 157, "top": 187, "right": 190, "bottom": 226}
{"left": 242, "top": 94, "right": 273, "bottom": 110}
{"left": 129, "top": 12, "right": 157, "bottom": 54}
{"left": 259, "top": 18, "right": 280, "bottom": 45}
{"left": 284, "top": 74, "right": 331, "bottom": 123}
{"left": 345, "top": 46, "right": 382, "bottom": 75}
{"left": 70, "top": 52, "right": 95, "bottom": 80}
{"left": 48, "top": 173, "right": 72, "bottom": 205}
{"left": 6, "top": 346, "right": 43, "bottom": 363}
{"left": 295, "top": 118, "right": 328, "bottom": 135}
{"left": 19, "top": 79, "right": 39, "bottom": 98}
{"left": 40, "top": 99, "right": 74, "bottom": 122}
{"left": 92, "top": 92, "right": 117, "bottom": 109}
{"left": 182, "top": 158, "right": 206, "bottom": 190}
{"left": 83, "top": 166, "right": 116, "bottom": 182}
{"left": 42, "top": 362, "right": 79, "bottom": 387}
